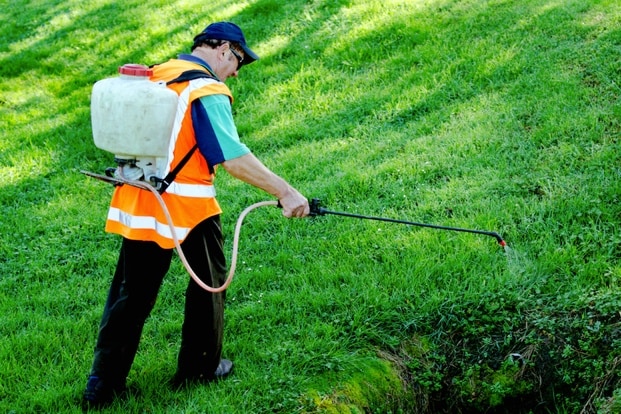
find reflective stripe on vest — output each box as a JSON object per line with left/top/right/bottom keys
{"left": 162, "top": 78, "right": 218, "bottom": 179}
{"left": 107, "top": 207, "right": 192, "bottom": 241}
{"left": 165, "top": 182, "right": 216, "bottom": 198}
{"left": 161, "top": 85, "right": 190, "bottom": 178}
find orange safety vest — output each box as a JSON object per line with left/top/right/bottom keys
{"left": 105, "top": 59, "right": 234, "bottom": 249}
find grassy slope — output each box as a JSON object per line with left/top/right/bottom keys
{"left": 0, "top": 0, "right": 620, "bottom": 412}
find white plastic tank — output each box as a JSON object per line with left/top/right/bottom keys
{"left": 91, "top": 64, "right": 178, "bottom": 160}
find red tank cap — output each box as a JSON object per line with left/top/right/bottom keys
{"left": 118, "top": 64, "right": 153, "bottom": 77}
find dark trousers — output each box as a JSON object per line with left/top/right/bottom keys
{"left": 89, "top": 216, "right": 227, "bottom": 385}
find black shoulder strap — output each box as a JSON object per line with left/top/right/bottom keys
{"left": 156, "top": 144, "right": 198, "bottom": 194}
{"left": 166, "top": 69, "right": 216, "bottom": 85}
{"left": 156, "top": 69, "right": 214, "bottom": 194}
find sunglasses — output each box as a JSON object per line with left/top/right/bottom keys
{"left": 228, "top": 44, "right": 244, "bottom": 70}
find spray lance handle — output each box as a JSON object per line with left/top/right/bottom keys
{"left": 309, "top": 198, "right": 328, "bottom": 217}
{"left": 275, "top": 197, "right": 327, "bottom": 216}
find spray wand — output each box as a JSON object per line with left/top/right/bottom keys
{"left": 308, "top": 198, "right": 507, "bottom": 248}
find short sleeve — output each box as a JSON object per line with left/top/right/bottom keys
{"left": 191, "top": 94, "right": 251, "bottom": 169}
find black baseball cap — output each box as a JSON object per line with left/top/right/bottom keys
{"left": 193, "top": 22, "right": 259, "bottom": 66}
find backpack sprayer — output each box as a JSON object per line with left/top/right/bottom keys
{"left": 89, "top": 64, "right": 179, "bottom": 186}
{"left": 84, "top": 64, "right": 507, "bottom": 294}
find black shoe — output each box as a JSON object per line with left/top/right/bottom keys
{"left": 214, "top": 359, "right": 233, "bottom": 379}
{"left": 82, "top": 375, "right": 126, "bottom": 410}
{"left": 171, "top": 359, "right": 233, "bottom": 389}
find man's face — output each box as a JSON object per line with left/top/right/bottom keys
{"left": 216, "top": 42, "right": 244, "bottom": 81}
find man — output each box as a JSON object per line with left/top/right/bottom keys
{"left": 83, "top": 21, "right": 309, "bottom": 408}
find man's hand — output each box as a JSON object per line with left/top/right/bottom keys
{"left": 221, "top": 153, "right": 309, "bottom": 218}
{"left": 278, "top": 188, "right": 309, "bottom": 218}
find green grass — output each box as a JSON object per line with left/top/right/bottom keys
{"left": 1, "top": 0, "right": 620, "bottom": 412}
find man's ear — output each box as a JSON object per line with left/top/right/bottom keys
{"left": 219, "top": 43, "right": 229, "bottom": 60}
